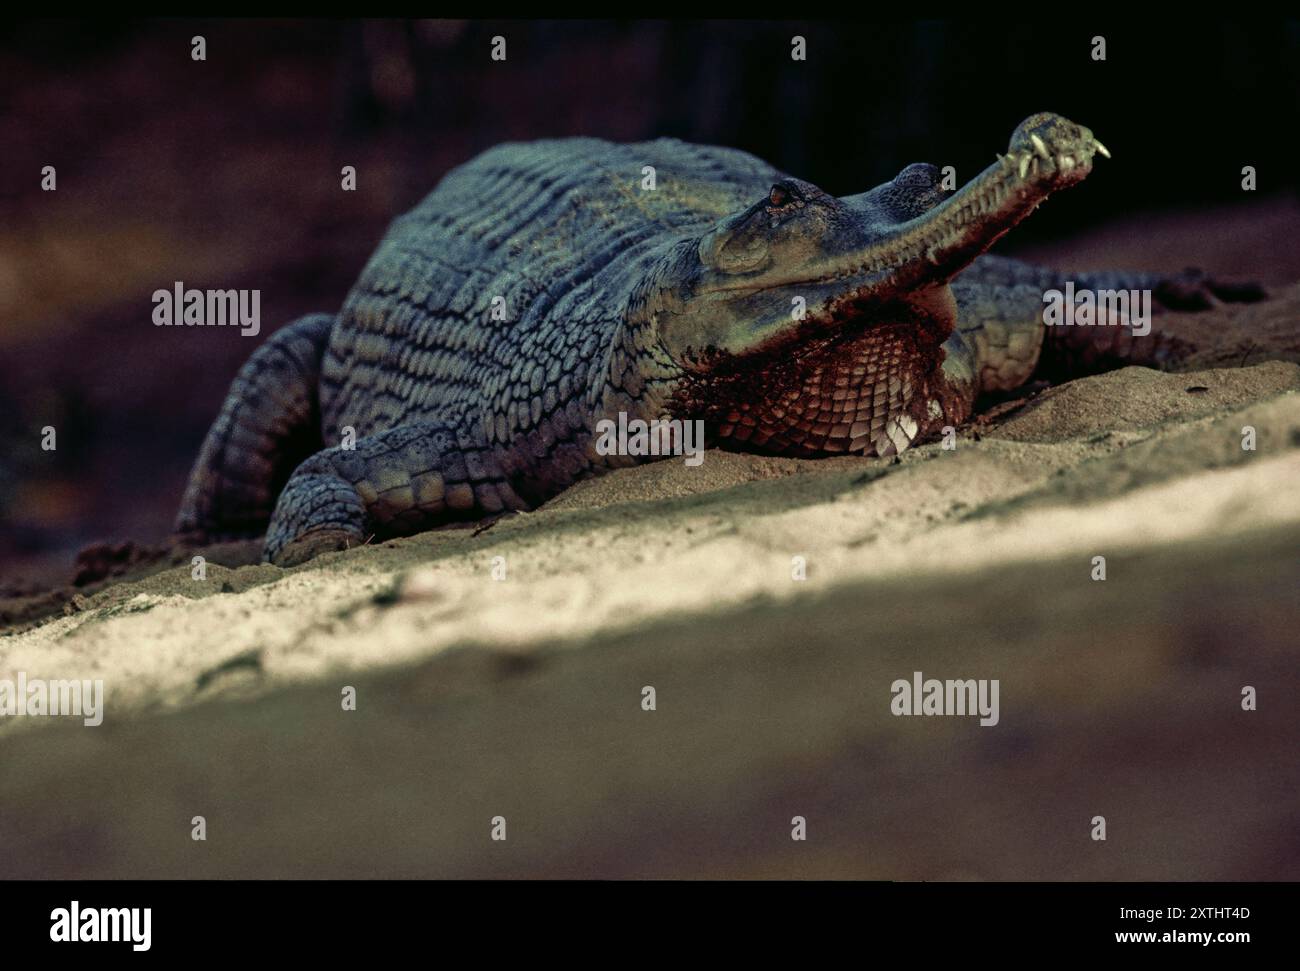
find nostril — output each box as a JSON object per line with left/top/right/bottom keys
{"left": 894, "top": 162, "right": 941, "bottom": 189}
{"left": 879, "top": 163, "right": 951, "bottom": 222}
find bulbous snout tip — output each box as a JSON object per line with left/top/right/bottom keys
{"left": 1004, "top": 112, "right": 1110, "bottom": 184}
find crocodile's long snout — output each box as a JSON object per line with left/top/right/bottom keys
{"left": 874, "top": 112, "right": 1109, "bottom": 290}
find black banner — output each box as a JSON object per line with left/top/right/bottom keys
{"left": 1, "top": 881, "right": 1283, "bottom": 956}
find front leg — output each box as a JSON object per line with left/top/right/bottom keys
{"left": 264, "top": 422, "right": 527, "bottom": 566}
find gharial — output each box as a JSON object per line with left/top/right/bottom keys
{"left": 174, "top": 112, "right": 1264, "bottom": 565}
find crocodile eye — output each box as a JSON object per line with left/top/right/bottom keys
{"left": 767, "top": 182, "right": 807, "bottom": 209}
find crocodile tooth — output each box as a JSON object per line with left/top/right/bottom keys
{"left": 1059, "top": 155, "right": 1074, "bottom": 171}
{"left": 1018, "top": 154, "right": 1030, "bottom": 179}
{"left": 1093, "top": 139, "right": 1111, "bottom": 159}
{"left": 1030, "top": 134, "right": 1049, "bottom": 159}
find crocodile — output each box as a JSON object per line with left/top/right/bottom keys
{"left": 175, "top": 112, "right": 1262, "bottom": 566}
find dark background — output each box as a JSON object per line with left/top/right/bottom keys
{"left": 1, "top": 18, "right": 1297, "bottom": 587}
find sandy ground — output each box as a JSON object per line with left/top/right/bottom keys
{"left": 3, "top": 206, "right": 1299, "bottom": 877}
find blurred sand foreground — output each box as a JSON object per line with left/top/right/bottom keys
{"left": 2, "top": 290, "right": 1299, "bottom": 879}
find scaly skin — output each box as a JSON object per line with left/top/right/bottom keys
{"left": 174, "top": 113, "right": 1263, "bottom": 565}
